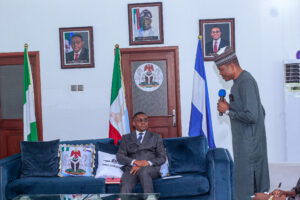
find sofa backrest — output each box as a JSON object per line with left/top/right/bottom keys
{"left": 60, "top": 136, "right": 209, "bottom": 175}
{"left": 60, "top": 138, "right": 114, "bottom": 145}
{"left": 163, "top": 135, "right": 208, "bottom": 174}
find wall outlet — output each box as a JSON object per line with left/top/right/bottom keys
{"left": 78, "top": 85, "right": 84, "bottom": 91}
{"left": 71, "top": 85, "right": 78, "bottom": 91}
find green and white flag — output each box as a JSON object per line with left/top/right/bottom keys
{"left": 109, "top": 45, "right": 130, "bottom": 145}
{"left": 23, "top": 45, "right": 38, "bottom": 141}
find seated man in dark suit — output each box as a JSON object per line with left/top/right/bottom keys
{"left": 66, "top": 34, "right": 89, "bottom": 64}
{"left": 116, "top": 112, "right": 166, "bottom": 193}
{"left": 205, "top": 26, "right": 229, "bottom": 56}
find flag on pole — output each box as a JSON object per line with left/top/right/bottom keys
{"left": 23, "top": 44, "right": 38, "bottom": 141}
{"left": 133, "top": 8, "right": 140, "bottom": 30}
{"left": 188, "top": 38, "right": 216, "bottom": 148}
{"left": 64, "top": 32, "right": 74, "bottom": 53}
{"left": 109, "top": 44, "right": 130, "bottom": 145}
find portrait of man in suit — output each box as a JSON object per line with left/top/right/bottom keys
{"left": 65, "top": 33, "right": 90, "bottom": 64}
{"left": 205, "top": 26, "right": 229, "bottom": 56}
{"left": 116, "top": 112, "right": 166, "bottom": 193}
{"left": 60, "top": 27, "right": 94, "bottom": 68}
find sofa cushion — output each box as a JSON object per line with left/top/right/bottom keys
{"left": 95, "top": 151, "right": 123, "bottom": 178}
{"left": 58, "top": 144, "right": 95, "bottom": 177}
{"left": 20, "top": 139, "right": 60, "bottom": 177}
{"left": 163, "top": 135, "right": 208, "bottom": 175}
{"left": 6, "top": 176, "right": 106, "bottom": 199}
{"left": 61, "top": 138, "right": 115, "bottom": 175}
{"left": 106, "top": 173, "right": 209, "bottom": 198}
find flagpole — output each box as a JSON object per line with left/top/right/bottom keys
{"left": 188, "top": 36, "right": 216, "bottom": 148}
{"left": 109, "top": 44, "right": 130, "bottom": 144}
{"left": 23, "top": 43, "right": 38, "bottom": 141}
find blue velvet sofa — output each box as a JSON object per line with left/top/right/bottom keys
{"left": 0, "top": 135, "right": 234, "bottom": 200}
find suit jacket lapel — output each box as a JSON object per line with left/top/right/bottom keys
{"left": 141, "top": 131, "right": 151, "bottom": 145}
{"left": 131, "top": 131, "right": 139, "bottom": 144}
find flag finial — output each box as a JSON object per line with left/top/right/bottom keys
{"left": 115, "top": 44, "right": 119, "bottom": 48}
{"left": 24, "top": 43, "right": 28, "bottom": 48}
{"left": 198, "top": 35, "right": 202, "bottom": 40}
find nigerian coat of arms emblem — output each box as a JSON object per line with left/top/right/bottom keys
{"left": 134, "top": 63, "right": 163, "bottom": 92}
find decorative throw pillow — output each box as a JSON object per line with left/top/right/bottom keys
{"left": 163, "top": 135, "right": 208, "bottom": 175}
{"left": 95, "top": 151, "right": 123, "bottom": 178}
{"left": 58, "top": 144, "right": 95, "bottom": 177}
{"left": 94, "top": 141, "right": 119, "bottom": 175}
{"left": 20, "top": 139, "right": 60, "bottom": 177}
{"left": 160, "top": 157, "right": 169, "bottom": 177}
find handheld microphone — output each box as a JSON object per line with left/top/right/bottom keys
{"left": 218, "top": 89, "right": 226, "bottom": 116}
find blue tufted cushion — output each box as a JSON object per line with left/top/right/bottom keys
{"left": 20, "top": 139, "right": 60, "bottom": 177}
{"left": 163, "top": 135, "right": 208, "bottom": 175}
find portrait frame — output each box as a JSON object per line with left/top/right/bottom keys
{"left": 59, "top": 26, "right": 94, "bottom": 69}
{"left": 199, "top": 18, "right": 235, "bottom": 61}
{"left": 128, "top": 2, "right": 164, "bottom": 45}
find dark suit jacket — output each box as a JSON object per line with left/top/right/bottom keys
{"left": 116, "top": 131, "right": 166, "bottom": 172}
{"left": 66, "top": 48, "right": 89, "bottom": 63}
{"left": 205, "top": 39, "right": 229, "bottom": 56}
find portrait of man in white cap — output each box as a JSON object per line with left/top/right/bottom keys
{"left": 133, "top": 8, "right": 160, "bottom": 41}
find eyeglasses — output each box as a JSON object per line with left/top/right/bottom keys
{"left": 71, "top": 40, "right": 82, "bottom": 45}
{"left": 211, "top": 31, "right": 220, "bottom": 34}
{"left": 135, "top": 118, "right": 148, "bottom": 123}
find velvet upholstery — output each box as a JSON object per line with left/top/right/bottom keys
{"left": 60, "top": 138, "right": 114, "bottom": 145}
{"left": 0, "top": 154, "right": 21, "bottom": 200}
{"left": 6, "top": 176, "right": 105, "bottom": 199}
{"left": 20, "top": 139, "right": 60, "bottom": 177}
{"left": 95, "top": 142, "right": 119, "bottom": 155}
{"left": 1, "top": 137, "right": 234, "bottom": 200}
{"left": 163, "top": 135, "right": 208, "bottom": 174}
{"left": 106, "top": 173, "right": 209, "bottom": 198}
{"left": 207, "top": 148, "right": 235, "bottom": 200}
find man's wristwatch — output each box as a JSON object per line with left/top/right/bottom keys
{"left": 225, "top": 110, "right": 230, "bottom": 115}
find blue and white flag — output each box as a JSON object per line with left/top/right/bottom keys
{"left": 188, "top": 39, "right": 216, "bottom": 148}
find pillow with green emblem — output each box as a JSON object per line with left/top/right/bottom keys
{"left": 58, "top": 144, "right": 95, "bottom": 177}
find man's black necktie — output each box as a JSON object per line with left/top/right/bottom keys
{"left": 138, "top": 133, "right": 143, "bottom": 144}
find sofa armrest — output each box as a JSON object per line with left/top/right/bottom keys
{"left": 206, "top": 148, "right": 235, "bottom": 200}
{"left": 0, "top": 153, "right": 21, "bottom": 200}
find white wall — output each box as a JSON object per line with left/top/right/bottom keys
{"left": 0, "top": 0, "right": 299, "bottom": 162}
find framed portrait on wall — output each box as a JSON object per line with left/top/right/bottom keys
{"left": 59, "top": 26, "right": 94, "bottom": 69}
{"left": 199, "top": 18, "right": 235, "bottom": 61}
{"left": 128, "top": 2, "right": 164, "bottom": 45}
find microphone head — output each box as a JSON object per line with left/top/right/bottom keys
{"left": 218, "top": 89, "right": 226, "bottom": 97}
